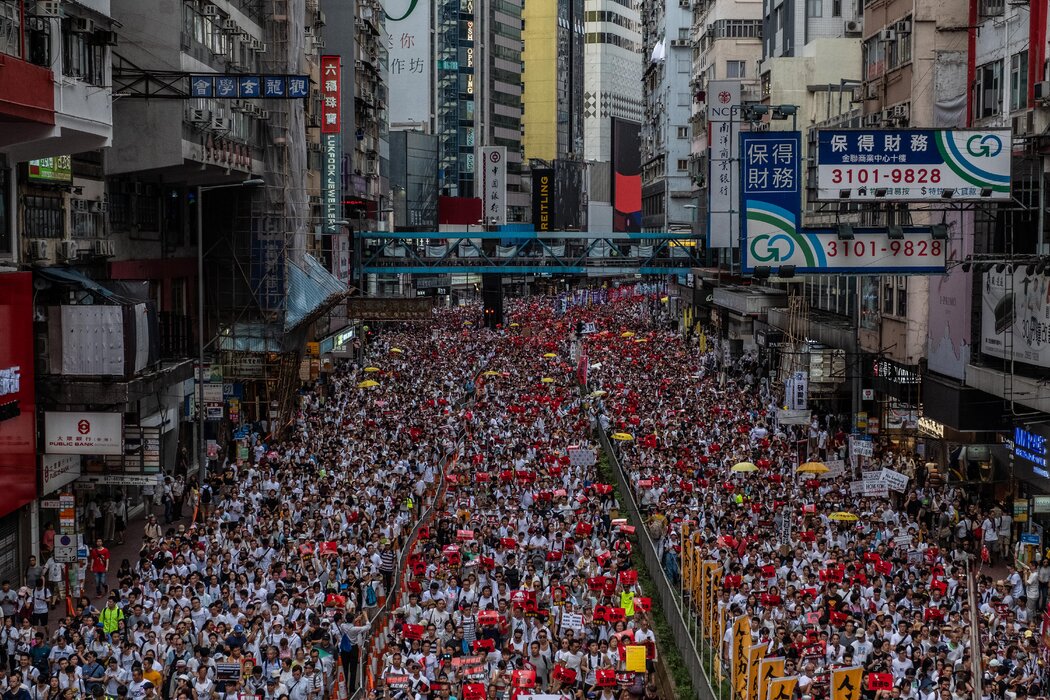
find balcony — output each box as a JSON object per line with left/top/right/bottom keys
{"left": 157, "top": 312, "right": 194, "bottom": 360}
{"left": 0, "top": 7, "right": 56, "bottom": 136}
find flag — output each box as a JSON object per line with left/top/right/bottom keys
{"left": 731, "top": 615, "right": 752, "bottom": 700}
{"left": 831, "top": 666, "right": 863, "bottom": 700}
{"left": 747, "top": 644, "right": 767, "bottom": 700}
{"left": 758, "top": 657, "right": 786, "bottom": 700}
{"left": 767, "top": 677, "right": 798, "bottom": 700}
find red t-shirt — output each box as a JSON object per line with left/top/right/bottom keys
{"left": 90, "top": 546, "right": 109, "bottom": 574}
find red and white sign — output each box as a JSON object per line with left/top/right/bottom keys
{"left": 41, "top": 454, "right": 82, "bottom": 495}
{"left": 0, "top": 273, "right": 37, "bottom": 517}
{"left": 320, "top": 55, "right": 341, "bottom": 134}
{"left": 45, "top": 412, "right": 123, "bottom": 455}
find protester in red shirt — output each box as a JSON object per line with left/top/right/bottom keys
{"left": 88, "top": 538, "right": 109, "bottom": 597}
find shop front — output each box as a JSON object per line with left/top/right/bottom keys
{"left": 866, "top": 357, "right": 922, "bottom": 454}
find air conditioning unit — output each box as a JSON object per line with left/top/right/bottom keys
{"left": 844, "top": 20, "right": 861, "bottom": 35}
{"left": 679, "top": 0, "right": 690, "bottom": 7}
{"left": 30, "top": 240, "right": 50, "bottom": 260}
{"left": 1035, "top": 81, "right": 1050, "bottom": 103}
{"left": 315, "top": 9, "right": 326, "bottom": 25}
{"left": 95, "top": 29, "right": 118, "bottom": 45}
{"left": 91, "top": 200, "right": 107, "bottom": 213}
{"left": 256, "top": 110, "right": 270, "bottom": 120}
{"left": 892, "top": 103, "right": 909, "bottom": 119}
{"left": 70, "top": 198, "right": 88, "bottom": 212}
{"left": 897, "top": 19, "right": 911, "bottom": 32}
{"left": 36, "top": 1, "right": 61, "bottom": 17}
{"left": 70, "top": 16, "right": 93, "bottom": 33}
{"left": 58, "top": 241, "right": 79, "bottom": 260}
{"left": 250, "top": 38, "right": 262, "bottom": 51}
{"left": 878, "top": 28, "right": 896, "bottom": 41}
{"left": 210, "top": 117, "right": 230, "bottom": 131}
{"left": 365, "top": 162, "right": 378, "bottom": 176}
{"left": 188, "top": 108, "right": 210, "bottom": 123}
{"left": 202, "top": 4, "right": 220, "bottom": 17}
{"left": 222, "top": 18, "right": 238, "bottom": 31}
{"left": 671, "top": 39, "right": 690, "bottom": 47}
{"left": 255, "top": 42, "right": 267, "bottom": 54}
{"left": 308, "top": 195, "right": 322, "bottom": 206}
{"left": 312, "top": 38, "right": 326, "bottom": 50}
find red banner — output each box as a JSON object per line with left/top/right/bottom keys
{"left": 320, "top": 55, "right": 340, "bottom": 134}
{"left": 0, "top": 273, "right": 37, "bottom": 517}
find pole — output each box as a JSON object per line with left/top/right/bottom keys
{"left": 196, "top": 185, "right": 207, "bottom": 490}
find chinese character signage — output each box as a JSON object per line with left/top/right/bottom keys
{"left": 189, "top": 74, "right": 310, "bottom": 99}
{"left": 981, "top": 270, "right": 1050, "bottom": 368}
{"left": 789, "top": 371, "right": 808, "bottom": 411}
{"left": 250, "top": 216, "right": 286, "bottom": 312}
{"left": 385, "top": 0, "right": 432, "bottom": 129}
{"left": 0, "top": 273, "right": 37, "bottom": 516}
{"left": 741, "top": 131, "right": 946, "bottom": 275}
{"left": 706, "top": 80, "right": 741, "bottom": 249}
{"left": 480, "top": 146, "right": 507, "bottom": 225}
{"left": 320, "top": 56, "right": 341, "bottom": 134}
{"left": 815, "top": 129, "right": 1012, "bottom": 201}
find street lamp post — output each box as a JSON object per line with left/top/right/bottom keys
{"left": 196, "top": 178, "right": 265, "bottom": 490}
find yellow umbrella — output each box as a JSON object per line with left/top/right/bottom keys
{"left": 611, "top": 432, "right": 634, "bottom": 442}
{"left": 797, "top": 462, "right": 829, "bottom": 474}
{"left": 390, "top": 348, "right": 404, "bottom": 353}
{"left": 509, "top": 322, "right": 520, "bottom": 328}
{"left": 356, "top": 380, "right": 379, "bottom": 389}
{"left": 634, "top": 338, "right": 648, "bottom": 343}
{"left": 588, "top": 390, "right": 607, "bottom": 398}
{"left": 731, "top": 462, "right": 759, "bottom": 473}
{"left": 540, "top": 377, "right": 555, "bottom": 384}
{"left": 463, "top": 321, "right": 473, "bottom": 326}
{"left": 364, "top": 366, "right": 381, "bottom": 373}
{"left": 543, "top": 353, "right": 557, "bottom": 358}
{"left": 660, "top": 296, "right": 669, "bottom": 303}
{"left": 829, "top": 512, "right": 859, "bottom": 522}
{"left": 482, "top": 370, "right": 501, "bottom": 377}
{"left": 621, "top": 331, "right": 635, "bottom": 338}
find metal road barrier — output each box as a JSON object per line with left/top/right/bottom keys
{"left": 597, "top": 428, "right": 718, "bottom": 700}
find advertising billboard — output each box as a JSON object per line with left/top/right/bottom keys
{"left": 480, "top": 146, "right": 507, "bottom": 225}
{"left": 611, "top": 118, "right": 641, "bottom": 233}
{"left": 532, "top": 168, "right": 554, "bottom": 231}
{"left": 741, "top": 131, "right": 946, "bottom": 274}
{"left": 45, "top": 412, "right": 123, "bottom": 455}
{"left": 980, "top": 270, "right": 1050, "bottom": 368}
{"left": 320, "top": 56, "right": 341, "bottom": 134}
{"left": 707, "top": 80, "right": 741, "bottom": 248}
{"left": 385, "top": 0, "right": 432, "bottom": 128}
{"left": 320, "top": 57, "right": 342, "bottom": 235}
{"left": 27, "top": 156, "right": 72, "bottom": 183}
{"left": 815, "top": 129, "right": 1012, "bottom": 201}
{"left": 926, "top": 210, "right": 974, "bottom": 380}
{"left": 0, "top": 273, "right": 37, "bottom": 517}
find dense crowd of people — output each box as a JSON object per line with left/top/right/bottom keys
{"left": 5, "top": 287, "right": 1037, "bottom": 700}
{"left": 3, "top": 294, "right": 669, "bottom": 700}
{"left": 581, "top": 300, "right": 1047, "bottom": 700}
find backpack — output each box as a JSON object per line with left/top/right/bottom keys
{"left": 365, "top": 584, "right": 377, "bottom": 607}
{"left": 339, "top": 630, "right": 354, "bottom": 653}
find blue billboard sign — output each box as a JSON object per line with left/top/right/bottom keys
{"left": 190, "top": 75, "right": 310, "bottom": 99}
{"left": 741, "top": 130, "right": 947, "bottom": 275}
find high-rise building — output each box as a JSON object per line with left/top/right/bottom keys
{"left": 435, "top": 0, "right": 478, "bottom": 198}
{"left": 476, "top": 0, "right": 528, "bottom": 220}
{"left": 523, "top": 0, "right": 585, "bottom": 162}
{"left": 582, "top": 0, "right": 643, "bottom": 164}
{"left": 640, "top": 0, "right": 692, "bottom": 230}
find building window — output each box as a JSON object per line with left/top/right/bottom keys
{"left": 71, "top": 211, "right": 104, "bottom": 239}
{"left": 832, "top": 0, "right": 841, "bottom": 15}
{"left": 978, "top": 0, "right": 1003, "bottom": 16}
{"left": 863, "top": 37, "right": 885, "bottom": 80}
{"left": 677, "top": 159, "right": 689, "bottom": 171}
{"left": 63, "top": 23, "right": 107, "bottom": 86}
{"left": 726, "top": 60, "right": 745, "bottom": 78}
{"left": 678, "top": 57, "right": 691, "bottom": 73}
{"left": 677, "top": 92, "right": 691, "bottom": 106}
{"left": 677, "top": 126, "right": 689, "bottom": 139}
{"left": 972, "top": 60, "right": 1003, "bottom": 119}
{"left": 807, "top": 0, "right": 822, "bottom": 17}
{"left": 23, "top": 194, "right": 64, "bottom": 239}
{"left": 1011, "top": 50, "right": 1029, "bottom": 111}
{"left": 882, "top": 275, "right": 907, "bottom": 317}
{"left": 886, "top": 22, "right": 912, "bottom": 70}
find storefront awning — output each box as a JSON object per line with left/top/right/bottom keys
{"left": 36, "top": 267, "right": 122, "bottom": 302}
{"left": 285, "top": 254, "right": 347, "bottom": 331}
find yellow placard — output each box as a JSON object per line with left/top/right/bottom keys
{"left": 625, "top": 645, "right": 648, "bottom": 673}
{"left": 758, "top": 657, "right": 785, "bottom": 700}
{"left": 767, "top": 677, "right": 798, "bottom": 700}
{"left": 831, "top": 666, "right": 864, "bottom": 700}
{"left": 731, "top": 616, "right": 752, "bottom": 700}
{"left": 747, "top": 644, "right": 767, "bottom": 700}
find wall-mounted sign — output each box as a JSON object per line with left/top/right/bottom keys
{"left": 27, "top": 156, "right": 72, "bottom": 183}
{"left": 1012, "top": 426, "right": 1048, "bottom": 469}
{"left": 917, "top": 416, "right": 945, "bottom": 439}
{"left": 41, "top": 454, "right": 81, "bottom": 496}
{"left": 815, "top": 129, "right": 1011, "bottom": 201}
{"left": 480, "top": 146, "right": 507, "bottom": 225}
{"left": 45, "top": 412, "right": 123, "bottom": 455}
{"left": 189, "top": 75, "right": 309, "bottom": 99}
{"left": 707, "top": 80, "right": 742, "bottom": 248}
{"left": 980, "top": 270, "right": 1050, "bottom": 368}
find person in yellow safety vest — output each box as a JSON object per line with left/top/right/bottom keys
{"left": 99, "top": 597, "right": 124, "bottom": 635}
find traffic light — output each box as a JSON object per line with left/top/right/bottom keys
{"left": 481, "top": 274, "right": 503, "bottom": 330}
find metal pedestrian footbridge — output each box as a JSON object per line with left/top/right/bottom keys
{"left": 355, "top": 231, "right": 703, "bottom": 276}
